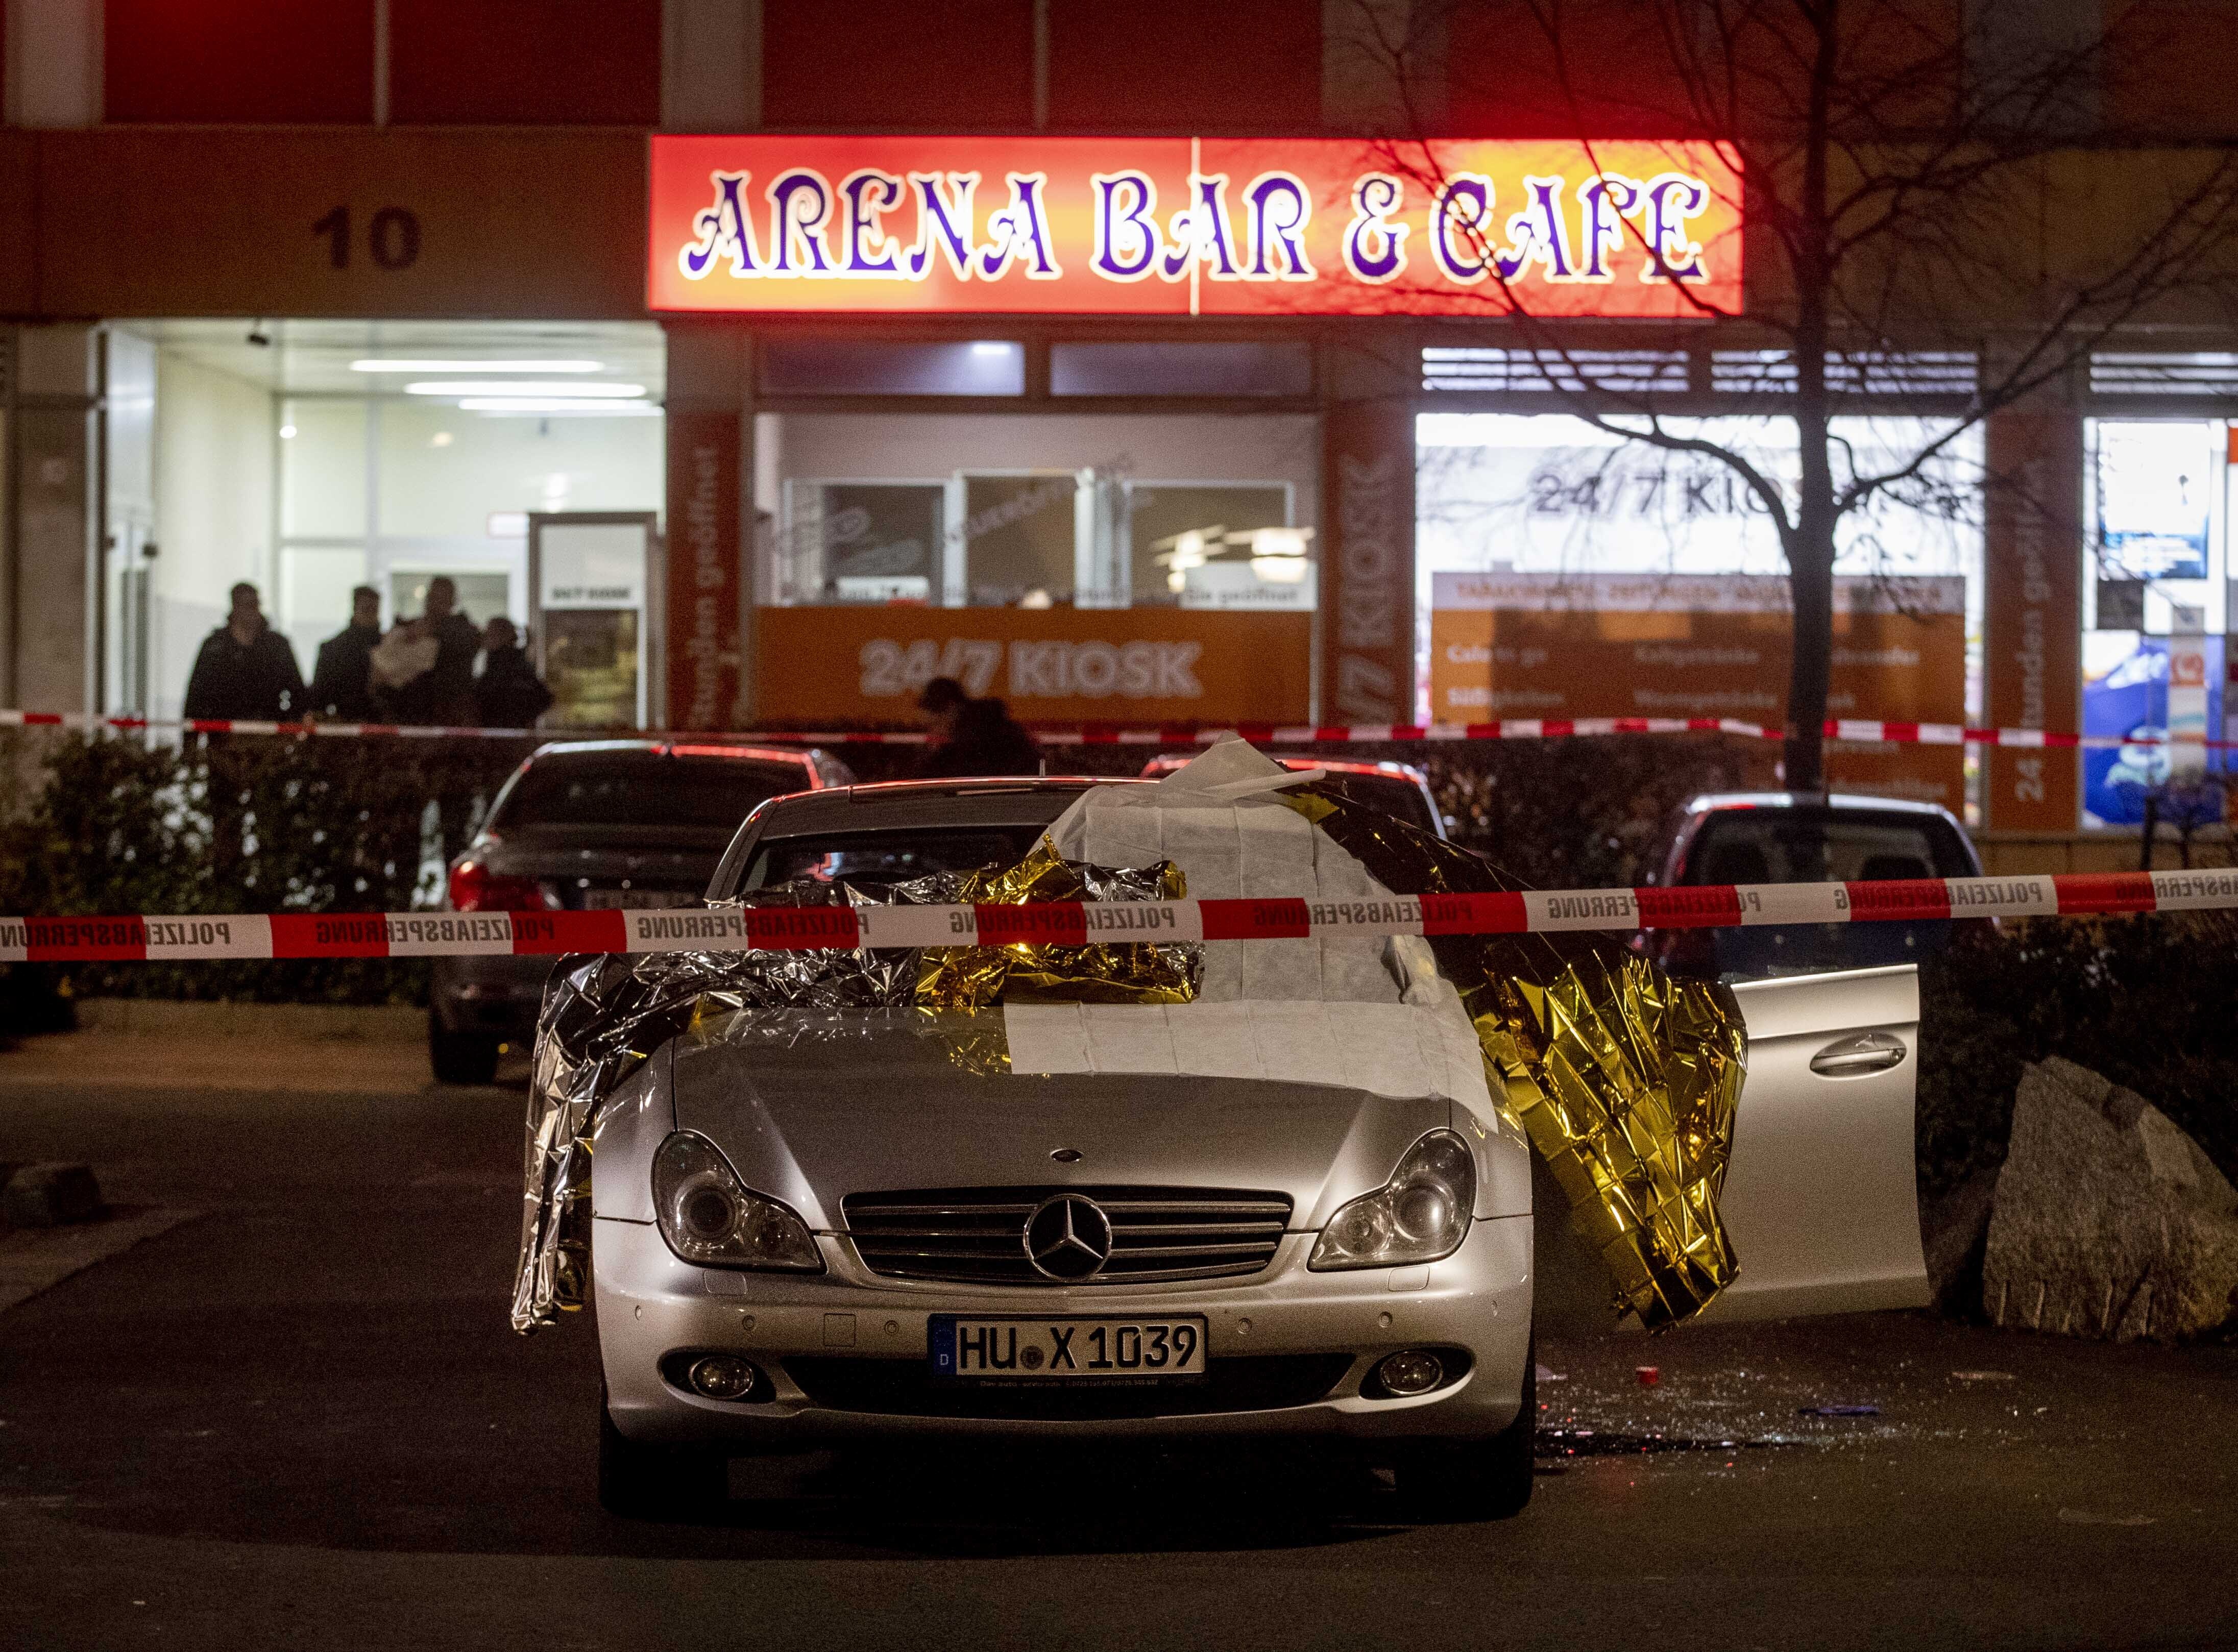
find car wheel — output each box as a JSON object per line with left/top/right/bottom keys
{"left": 597, "top": 1390, "right": 727, "bottom": 1520}
{"left": 1392, "top": 1335, "right": 1537, "bottom": 1521}
{"left": 427, "top": 1012, "right": 501, "bottom": 1086}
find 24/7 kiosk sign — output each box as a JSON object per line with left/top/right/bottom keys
{"left": 648, "top": 136, "right": 1741, "bottom": 316}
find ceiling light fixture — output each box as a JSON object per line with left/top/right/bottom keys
{"left": 405, "top": 380, "right": 644, "bottom": 398}
{"left": 351, "top": 359, "right": 604, "bottom": 374}
{"left": 457, "top": 397, "right": 661, "bottom": 415}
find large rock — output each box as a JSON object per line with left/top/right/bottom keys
{"left": 2, "top": 1163, "right": 104, "bottom": 1228}
{"left": 1983, "top": 1058, "right": 2238, "bottom": 1342}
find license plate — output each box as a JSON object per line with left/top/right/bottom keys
{"left": 930, "top": 1315, "right": 1208, "bottom": 1381}
{"left": 580, "top": 888, "right": 698, "bottom": 910}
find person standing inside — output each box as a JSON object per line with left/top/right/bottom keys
{"left": 183, "top": 582, "right": 305, "bottom": 721}
{"left": 915, "top": 677, "right": 1040, "bottom": 778}
{"left": 474, "top": 616, "right": 553, "bottom": 729}
{"left": 420, "top": 576, "right": 483, "bottom": 726}
{"left": 306, "top": 585, "right": 383, "bottom": 720}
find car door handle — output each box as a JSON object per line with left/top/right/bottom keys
{"left": 1809, "top": 1032, "right": 1908, "bottom": 1076}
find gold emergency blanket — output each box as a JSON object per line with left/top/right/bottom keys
{"left": 1283, "top": 784, "right": 1747, "bottom": 1330}
{"left": 916, "top": 840, "right": 1196, "bottom": 1013}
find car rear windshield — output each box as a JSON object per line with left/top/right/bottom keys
{"left": 743, "top": 826, "right": 1054, "bottom": 890}
{"left": 1682, "top": 811, "right": 1973, "bottom": 885}
{"left": 494, "top": 753, "right": 809, "bottom": 831}
{"left": 1312, "top": 773, "right": 1439, "bottom": 836}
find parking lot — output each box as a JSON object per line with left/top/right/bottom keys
{"left": 1, "top": 1027, "right": 2233, "bottom": 1652}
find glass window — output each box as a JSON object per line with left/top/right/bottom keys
{"left": 280, "top": 400, "right": 368, "bottom": 538}
{"left": 745, "top": 827, "right": 1050, "bottom": 890}
{"left": 378, "top": 398, "right": 665, "bottom": 536}
{"left": 761, "top": 340, "right": 1025, "bottom": 397}
{"left": 494, "top": 750, "right": 807, "bottom": 831}
{"left": 1052, "top": 341, "right": 1311, "bottom": 397}
{"left": 388, "top": 569, "right": 509, "bottom": 624}
{"left": 963, "top": 472, "right": 1078, "bottom": 604}
{"left": 1126, "top": 482, "right": 1298, "bottom": 608}
{"left": 1682, "top": 812, "right": 1972, "bottom": 884}
{"left": 788, "top": 482, "right": 944, "bottom": 603}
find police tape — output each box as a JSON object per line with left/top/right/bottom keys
{"left": 8, "top": 869, "right": 2237, "bottom": 963}
{"left": 5, "top": 706, "right": 2234, "bottom": 751}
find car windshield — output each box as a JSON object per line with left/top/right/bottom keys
{"left": 1682, "top": 811, "right": 1970, "bottom": 885}
{"left": 743, "top": 826, "right": 1055, "bottom": 890}
{"left": 494, "top": 752, "right": 808, "bottom": 832}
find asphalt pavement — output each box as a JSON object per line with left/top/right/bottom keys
{"left": 1, "top": 1026, "right": 2234, "bottom": 1652}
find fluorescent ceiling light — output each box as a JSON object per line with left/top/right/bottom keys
{"left": 406, "top": 380, "right": 644, "bottom": 398}
{"left": 458, "top": 398, "right": 661, "bottom": 415}
{"left": 352, "top": 358, "right": 603, "bottom": 374}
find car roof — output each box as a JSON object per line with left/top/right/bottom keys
{"left": 1140, "top": 754, "right": 1430, "bottom": 784}
{"left": 741, "top": 776, "right": 1156, "bottom": 836}
{"left": 525, "top": 738, "right": 819, "bottom": 770}
{"left": 1682, "top": 791, "right": 1962, "bottom": 823}
{"left": 708, "top": 777, "right": 1157, "bottom": 900}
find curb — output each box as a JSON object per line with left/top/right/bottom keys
{"left": 71, "top": 998, "right": 425, "bottom": 1042}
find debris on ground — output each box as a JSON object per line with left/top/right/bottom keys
{"left": 1796, "top": 1404, "right": 1880, "bottom": 1417}
{"left": 1636, "top": 1365, "right": 1661, "bottom": 1387}
{"left": 1982, "top": 1057, "right": 2238, "bottom": 1342}
{"left": 1952, "top": 1370, "right": 2015, "bottom": 1383}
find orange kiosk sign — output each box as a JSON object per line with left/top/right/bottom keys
{"left": 648, "top": 136, "right": 1741, "bottom": 316}
{"left": 1430, "top": 573, "right": 1968, "bottom": 808}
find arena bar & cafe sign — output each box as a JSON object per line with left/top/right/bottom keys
{"left": 647, "top": 136, "right": 1742, "bottom": 316}
{"left": 647, "top": 135, "right": 1743, "bottom": 725}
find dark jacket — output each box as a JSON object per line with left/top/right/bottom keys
{"left": 475, "top": 646, "right": 554, "bottom": 730}
{"left": 182, "top": 624, "right": 305, "bottom": 722}
{"left": 307, "top": 622, "right": 382, "bottom": 720}
{"left": 918, "top": 697, "right": 1041, "bottom": 778}
{"left": 427, "top": 612, "right": 483, "bottom": 725}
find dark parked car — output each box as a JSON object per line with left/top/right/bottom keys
{"left": 1641, "top": 791, "right": 1985, "bottom": 980}
{"left": 428, "top": 739, "right": 852, "bottom": 1083}
{"left": 1140, "top": 754, "right": 1446, "bottom": 838}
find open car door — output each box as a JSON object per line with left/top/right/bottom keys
{"left": 1535, "top": 964, "right": 1930, "bottom": 1331}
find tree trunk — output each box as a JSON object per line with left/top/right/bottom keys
{"left": 1784, "top": 1, "right": 1838, "bottom": 799}
{"left": 1785, "top": 437, "right": 1837, "bottom": 797}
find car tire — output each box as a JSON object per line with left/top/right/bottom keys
{"left": 1392, "top": 1335, "right": 1537, "bottom": 1521}
{"left": 597, "top": 1390, "right": 727, "bottom": 1520}
{"left": 427, "top": 1012, "right": 501, "bottom": 1086}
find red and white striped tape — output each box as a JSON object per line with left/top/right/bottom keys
{"left": 7, "top": 869, "right": 2235, "bottom": 963}
{"left": 4, "top": 706, "right": 2231, "bottom": 750}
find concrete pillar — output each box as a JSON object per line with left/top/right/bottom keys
{"left": 6, "top": 0, "right": 102, "bottom": 127}
{"left": 1323, "top": 0, "right": 1444, "bottom": 134}
{"left": 663, "top": 323, "right": 753, "bottom": 729}
{"left": 663, "top": 0, "right": 760, "bottom": 132}
{"left": 6, "top": 326, "right": 101, "bottom": 715}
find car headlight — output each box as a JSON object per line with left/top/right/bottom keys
{"left": 1308, "top": 1130, "right": 1475, "bottom": 1271}
{"left": 651, "top": 1132, "right": 822, "bottom": 1272}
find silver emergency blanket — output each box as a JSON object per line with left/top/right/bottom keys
{"left": 510, "top": 854, "right": 1191, "bottom": 1333}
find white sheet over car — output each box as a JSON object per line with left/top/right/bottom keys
{"left": 1048, "top": 737, "right": 1400, "bottom": 1005}
{"left": 1004, "top": 998, "right": 1494, "bottom": 1107}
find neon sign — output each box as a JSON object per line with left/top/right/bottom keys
{"left": 648, "top": 136, "right": 1742, "bottom": 317}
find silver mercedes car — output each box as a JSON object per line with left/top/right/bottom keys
{"left": 586, "top": 776, "right": 1540, "bottom": 1519}
{"left": 575, "top": 770, "right": 1930, "bottom": 1524}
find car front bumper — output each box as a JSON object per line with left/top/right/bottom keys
{"left": 594, "top": 1212, "right": 1534, "bottom": 1449}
